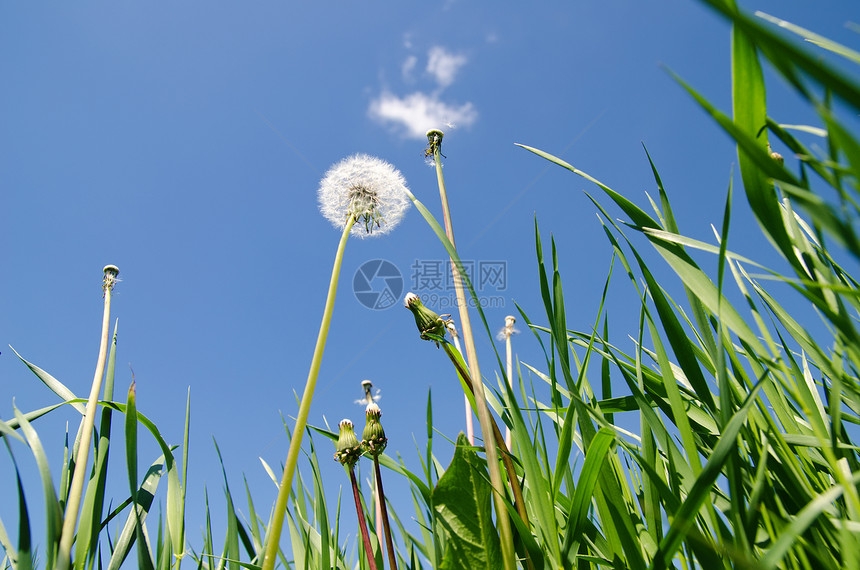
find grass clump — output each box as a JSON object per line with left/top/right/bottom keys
{"left": 3, "top": 2, "right": 859, "bottom": 568}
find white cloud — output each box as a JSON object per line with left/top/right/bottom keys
{"left": 426, "top": 46, "right": 467, "bottom": 89}
{"left": 368, "top": 91, "right": 477, "bottom": 140}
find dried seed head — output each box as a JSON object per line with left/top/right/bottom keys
{"left": 318, "top": 154, "right": 411, "bottom": 238}
{"left": 424, "top": 129, "right": 446, "bottom": 161}
{"left": 334, "top": 419, "right": 363, "bottom": 466}
{"left": 103, "top": 265, "right": 120, "bottom": 293}
{"left": 496, "top": 314, "right": 520, "bottom": 341}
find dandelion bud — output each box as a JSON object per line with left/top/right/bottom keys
{"left": 334, "top": 419, "right": 363, "bottom": 466}
{"left": 404, "top": 292, "right": 449, "bottom": 346}
{"left": 318, "top": 154, "right": 411, "bottom": 238}
{"left": 362, "top": 403, "right": 387, "bottom": 457}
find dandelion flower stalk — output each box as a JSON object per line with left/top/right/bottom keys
{"left": 357, "top": 380, "right": 388, "bottom": 560}
{"left": 417, "top": 315, "right": 530, "bottom": 538}
{"left": 334, "top": 419, "right": 378, "bottom": 570}
{"left": 362, "top": 400, "right": 397, "bottom": 570}
{"left": 57, "top": 265, "right": 119, "bottom": 570}
{"left": 425, "top": 129, "right": 516, "bottom": 570}
{"left": 447, "top": 322, "right": 475, "bottom": 445}
{"left": 262, "top": 155, "right": 409, "bottom": 570}
{"left": 500, "top": 315, "right": 518, "bottom": 450}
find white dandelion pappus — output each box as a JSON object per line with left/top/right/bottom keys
{"left": 318, "top": 154, "right": 411, "bottom": 238}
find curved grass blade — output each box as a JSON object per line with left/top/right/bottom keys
{"left": 561, "top": 427, "right": 614, "bottom": 563}
{"left": 10, "top": 347, "right": 85, "bottom": 415}
{"left": 652, "top": 377, "right": 765, "bottom": 570}
{"left": 13, "top": 405, "right": 62, "bottom": 569}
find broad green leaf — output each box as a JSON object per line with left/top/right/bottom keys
{"left": 433, "top": 434, "right": 501, "bottom": 570}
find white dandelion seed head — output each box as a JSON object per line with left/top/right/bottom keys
{"left": 318, "top": 154, "right": 411, "bottom": 238}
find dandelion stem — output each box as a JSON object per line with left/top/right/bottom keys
{"left": 427, "top": 130, "right": 517, "bottom": 570}
{"left": 57, "top": 266, "right": 118, "bottom": 570}
{"left": 373, "top": 458, "right": 398, "bottom": 570}
{"left": 262, "top": 216, "right": 356, "bottom": 570}
{"left": 441, "top": 341, "right": 531, "bottom": 536}
{"left": 449, "top": 324, "right": 475, "bottom": 445}
{"left": 503, "top": 316, "right": 516, "bottom": 450}
{"left": 350, "top": 467, "right": 379, "bottom": 570}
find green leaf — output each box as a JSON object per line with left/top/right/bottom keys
{"left": 106, "top": 457, "right": 165, "bottom": 570}
{"left": 561, "top": 427, "right": 615, "bottom": 561}
{"left": 755, "top": 12, "right": 860, "bottom": 65}
{"left": 13, "top": 405, "right": 62, "bottom": 569}
{"left": 652, "top": 377, "right": 766, "bottom": 570}
{"left": 11, "top": 347, "right": 86, "bottom": 415}
{"left": 433, "top": 434, "right": 501, "bottom": 570}
{"left": 15, "top": 461, "right": 33, "bottom": 570}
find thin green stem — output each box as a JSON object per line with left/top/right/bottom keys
{"left": 441, "top": 342, "right": 531, "bottom": 537}
{"left": 429, "top": 133, "right": 517, "bottom": 570}
{"left": 373, "top": 458, "right": 397, "bottom": 570}
{"left": 57, "top": 269, "right": 117, "bottom": 570}
{"left": 450, "top": 327, "right": 475, "bottom": 444}
{"left": 505, "top": 329, "right": 513, "bottom": 450}
{"left": 261, "top": 216, "right": 356, "bottom": 570}
{"left": 350, "top": 467, "right": 379, "bottom": 570}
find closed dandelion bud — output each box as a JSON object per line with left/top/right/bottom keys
{"left": 404, "top": 292, "right": 450, "bottom": 347}
{"left": 362, "top": 403, "right": 387, "bottom": 457}
{"left": 334, "top": 419, "right": 363, "bottom": 466}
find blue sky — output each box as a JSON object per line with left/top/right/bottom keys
{"left": 2, "top": 0, "right": 858, "bottom": 564}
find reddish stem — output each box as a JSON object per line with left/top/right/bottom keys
{"left": 350, "top": 467, "right": 379, "bottom": 570}
{"left": 374, "top": 458, "right": 398, "bottom": 570}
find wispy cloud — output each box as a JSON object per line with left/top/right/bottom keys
{"left": 370, "top": 45, "right": 476, "bottom": 140}
{"left": 401, "top": 55, "right": 418, "bottom": 81}
{"left": 368, "top": 91, "right": 477, "bottom": 140}
{"left": 426, "top": 46, "right": 467, "bottom": 89}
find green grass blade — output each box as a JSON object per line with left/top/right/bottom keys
{"left": 13, "top": 404, "right": 61, "bottom": 569}
{"left": 15, "top": 459, "right": 34, "bottom": 570}
{"left": 696, "top": 0, "right": 860, "bottom": 111}
{"left": 652, "top": 377, "right": 765, "bottom": 570}
{"left": 107, "top": 459, "right": 165, "bottom": 570}
{"left": 74, "top": 326, "right": 118, "bottom": 570}
{"left": 755, "top": 11, "right": 860, "bottom": 65}
{"left": 561, "top": 427, "right": 614, "bottom": 562}
{"left": 10, "top": 347, "right": 86, "bottom": 415}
